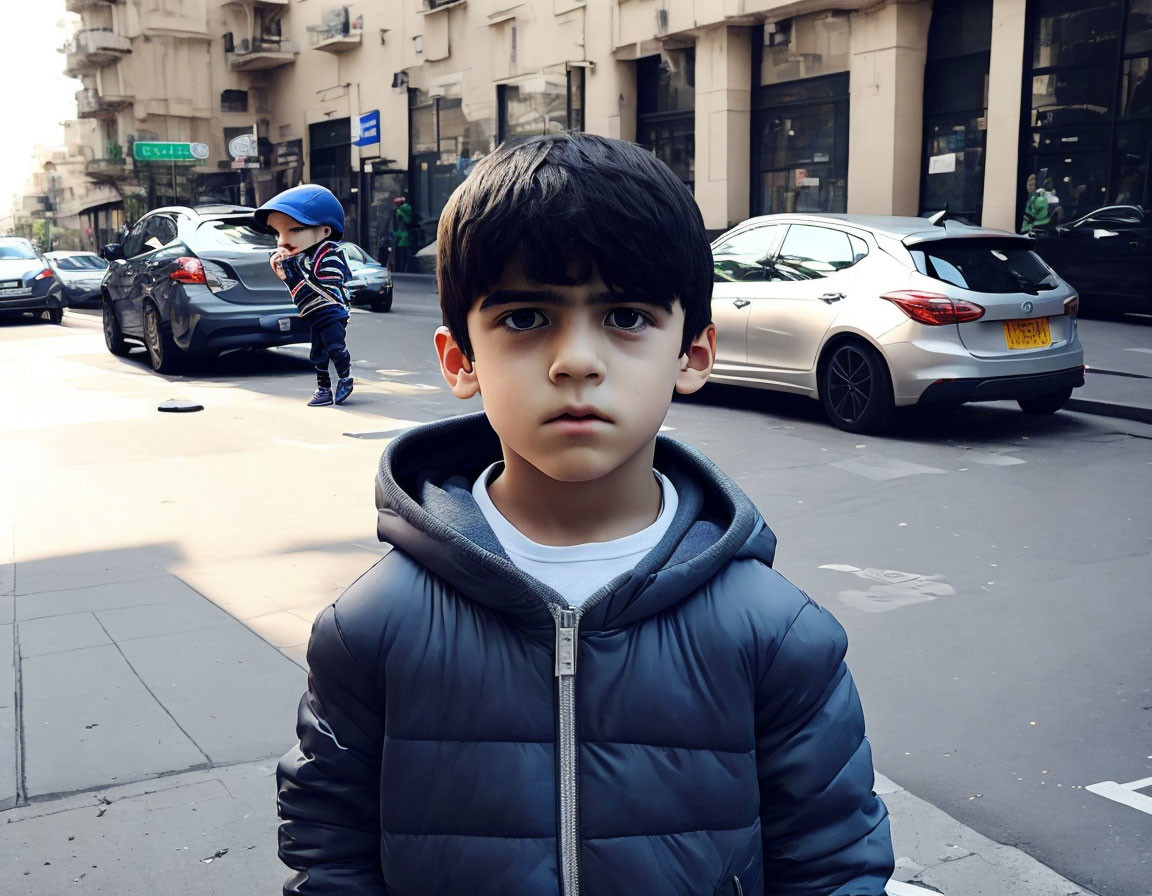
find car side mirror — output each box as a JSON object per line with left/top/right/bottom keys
{"left": 101, "top": 243, "right": 125, "bottom": 261}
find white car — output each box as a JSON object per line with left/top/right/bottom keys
{"left": 709, "top": 213, "right": 1084, "bottom": 433}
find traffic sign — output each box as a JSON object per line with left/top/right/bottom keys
{"left": 133, "top": 142, "right": 210, "bottom": 162}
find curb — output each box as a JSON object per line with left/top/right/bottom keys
{"left": 1067, "top": 397, "right": 1152, "bottom": 425}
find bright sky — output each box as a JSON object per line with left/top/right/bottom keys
{"left": 0, "top": 1, "right": 81, "bottom": 219}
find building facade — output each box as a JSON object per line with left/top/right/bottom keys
{"left": 40, "top": 0, "right": 1152, "bottom": 252}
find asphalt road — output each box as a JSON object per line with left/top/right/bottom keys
{"left": 6, "top": 283, "right": 1151, "bottom": 895}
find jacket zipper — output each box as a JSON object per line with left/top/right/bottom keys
{"left": 553, "top": 605, "right": 580, "bottom": 896}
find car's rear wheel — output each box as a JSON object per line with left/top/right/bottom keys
{"left": 103, "top": 298, "right": 129, "bottom": 356}
{"left": 1018, "top": 387, "right": 1073, "bottom": 415}
{"left": 143, "top": 303, "right": 182, "bottom": 374}
{"left": 44, "top": 305, "right": 63, "bottom": 325}
{"left": 820, "top": 340, "right": 895, "bottom": 433}
{"left": 371, "top": 286, "right": 393, "bottom": 313}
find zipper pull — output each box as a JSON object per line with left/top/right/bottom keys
{"left": 555, "top": 608, "right": 577, "bottom": 677}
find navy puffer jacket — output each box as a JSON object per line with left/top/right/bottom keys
{"left": 277, "top": 413, "right": 892, "bottom": 895}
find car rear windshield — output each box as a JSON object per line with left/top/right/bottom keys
{"left": 0, "top": 242, "right": 37, "bottom": 260}
{"left": 55, "top": 255, "right": 107, "bottom": 271}
{"left": 196, "top": 218, "right": 277, "bottom": 249}
{"left": 908, "top": 238, "right": 1059, "bottom": 294}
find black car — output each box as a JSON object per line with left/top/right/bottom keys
{"left": 0, "top": 237, "right": 64, "bottom": 324}
{"left": 101, "top": 205, "right": 308, "bottom": 372}
{"left": 45, "top": 250, "right": 108, "bottom": 309}
{"left": 340, "top": 241, "right": 393, "bottom": 312}
{"left": 1029, "top": 205, "right": 1152, "bottom": 316}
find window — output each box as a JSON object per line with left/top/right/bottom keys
{"left": 637, "top": 50, "right": 695, "bottom": 191}
{"left": 1022, "top": 0, "right": 1152, "bottom": 227}
{"left": 143, "top": 216, "right": 177, "bottom": 251}
{"left": 752, "top": 73, "right": 849, "bottom": 215}
{"left": 500, "top": 75, "right": 573, "bottom": 140}
{"left": 221, "top": 89, "right": 248, "bottom": 113}
{"left": 712, "top": 225, "right": 783, "bottom": 281}
{"left": 909, "top": 239, "right": 1058, "bottom": 293}
{"left": 197, "top": 219, "right": 276, "bottom": 249}
{"left": 776, "top": 224, "right": 855, "bottom": 280}
{"left": 920, "top": 0, "right": 991, "bottom": 221}
{"left": 123, "top": 219, "right": 149, "bottom": 257}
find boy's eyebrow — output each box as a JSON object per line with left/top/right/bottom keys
{"left": 478, "top": 289, "right": 672, "bottom": 312}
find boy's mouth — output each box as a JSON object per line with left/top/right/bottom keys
{"left": 546, "top": 407, "right": 611, "bottom": 424}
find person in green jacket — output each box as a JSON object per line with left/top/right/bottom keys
{"left": 390, "top": 196, "right": 414, "bottom": 272}
{"left": 1021, "top": 173, "right": 1051, "bottom": 233}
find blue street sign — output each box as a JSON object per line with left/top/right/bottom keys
{"left": 353, "top": 110, "right": 380, "bottom": 147}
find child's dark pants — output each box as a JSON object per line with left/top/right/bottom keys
{"left": 308, "top": 313, "right": 351, "bottom": 389}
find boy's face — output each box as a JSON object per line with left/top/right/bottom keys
{"left": 265, "top": 210, "right": 331, "bottom": 256}
{"left": 435, "top": 258, "right": 716, "bottom": 485}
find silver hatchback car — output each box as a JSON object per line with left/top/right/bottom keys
{"left": 709, "top": 214, "right": 1085, "bottom": 433}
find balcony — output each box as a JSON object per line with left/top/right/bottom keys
{"left": 308, "top": 22, "right": 363, "bottom": 53}
{"left": 226, "top": 37, "right": 298, "bottom": 71}
{"left": 65, "top": 0, "right": 121, "bottom": 11}
{"left": 76, "top": 87, "right": 133, "bottom": 119}
{"left": 63, "top": 29, "right": 132, "bottom": 77}
{"left": 85, "top": 157, "right": 129, "bottom": 180}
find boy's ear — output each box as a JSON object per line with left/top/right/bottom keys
{"left": 674, "top": 323, "right": 716, "bottom": 396}
{"left": 434, "top": 326, "right": 480, "bottom": 399}
{"left": 322, "top": 226, "right": 332, "bottom": 238}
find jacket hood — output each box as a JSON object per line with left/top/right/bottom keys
{"left": 375, "top": 412, "right": 776, "bottom": 631}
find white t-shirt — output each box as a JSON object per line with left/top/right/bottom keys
{"left": 472, "top": 462, "right": 679, "bottom": 607}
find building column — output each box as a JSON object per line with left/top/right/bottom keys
{"left": 982, "top": 0, "right": 1028, "bottom": 232}
{"left": 847, "top": 0, "right": 932, "bottom": 215}
{"left": 694, "top": 26, "right": 751, "bottom": 232}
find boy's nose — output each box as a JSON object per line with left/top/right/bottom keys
{"left": 549, "top": 325, "right": 606, "bottom": 383}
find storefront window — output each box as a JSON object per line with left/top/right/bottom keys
{"left": 500, "top": 74, "right": 573, "bottom": 140}
{"left": 637, "top": 50, "right": 695, "bottom": 191}
{"left": 920, "top": 0, "right": 991, "bottom": 221}
{"left": 752, "top": 71, "right": 849, "bottom": 215}
{"left": 409, "top": 89, "right": 497, "bottom": 241}
{"left": 1023, "top": 0, "right": 1151, "bottom": 226}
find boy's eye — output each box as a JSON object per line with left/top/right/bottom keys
{"left": 604, "top": 308, "right": 651, "bottom": 331}
{"left": 500, "top": 309, "right": 548, "bottom": 331}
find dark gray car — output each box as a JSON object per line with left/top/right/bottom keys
{"left": 0, "top": 237, "right": 64, "bottom": 324}
{"left": 45, "top": 250, "right": 108, "bottom": 309}
{"left": 101, "top": 205, "right": 307, "bottom": 373}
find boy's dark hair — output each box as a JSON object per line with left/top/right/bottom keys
{"left": 437, "top": 133, "right": 713, "bottom": 358}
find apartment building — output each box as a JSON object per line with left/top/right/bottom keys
{"left": 57, "top": 0, "right": 1151, "bottom": 253}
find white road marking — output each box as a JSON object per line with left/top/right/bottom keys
{"left": 1125, "top": 347, "right": 1152, "bottom": 354}
{"left": 832, "top": 456, "right": 947, "bottom": 481}
{"left": 1086, "top": 776, "right": 1152, "bottom": 816}
{"left": 818, "top": 564, "right": 957, "bottom": 613}
{"left": 885, "top": 882, "right": 942, "bottom": 895}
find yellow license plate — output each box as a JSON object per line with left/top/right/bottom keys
{"left": 1003, "top": 318, "right": 1051, "bottom": 350}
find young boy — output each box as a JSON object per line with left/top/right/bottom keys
{"left": 256, "top": 184, "right": 355, "bottom": 406}
{"left": 277, "top": 134, "right": 893, "bottom": 895}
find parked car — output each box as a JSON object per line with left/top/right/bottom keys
{"left": 1028, "top": 205, "right": 1151, "bottom": 316}
{"left": 0, "top": 237, "right": 64, "bottom": 324}
{"left": 45, "top": 250, "right": 108, "bottom": 308}
{"left": 708, "top": 213, "right": 1085, "bottom": 433}
{"left": 100, "top": 204, "right": 308, "bottom": 373}
{"left": 340, "top": 241, "right": 393, "bottom": 312}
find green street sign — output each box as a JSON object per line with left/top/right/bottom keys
{"left": 132, "top": 141, "right": 210, "bottom": 162}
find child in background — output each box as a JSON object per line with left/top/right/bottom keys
{"left": 256, "top": 185, "right": 355, "bottom": 406}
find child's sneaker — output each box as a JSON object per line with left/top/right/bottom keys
{"left": 334, "top": 377, "right": 354, "bottom": 405}
{"left": 308, "top": 386, "right": 334, "bottom": 407}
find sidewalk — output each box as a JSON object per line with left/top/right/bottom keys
{"left": 0, "top": 563, "right": 1097, "bottom": 895}
{"left": 1069, "top": 317, "right": 1152, "bottom": 425}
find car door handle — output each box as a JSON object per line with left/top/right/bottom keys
{"left": 732, "top": 299, "right": 750, "bottom": 309}
{"left": 820, "top": 292, "right": 846, "bottom": 303}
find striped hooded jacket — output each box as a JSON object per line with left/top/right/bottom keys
{"left": 280, "top": 239, "right": 351, "bottom": 318}
{"left": 277, "top": 413, "right": 893, "bottom": 896}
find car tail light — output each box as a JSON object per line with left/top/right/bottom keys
{"left": 33, "top": 268, "right": 53, "bottom": 281}
{"left": 169, "top": 257, "right": 207, "bottom": 284}
{"left": 200, "top": 259, "right": 238, "bottom": 293}
{"left": 881, "top": 290, "right": 985, "bottom": 325}
{"left": 1063, "top": 294, "right": 1079, "bottom": 316}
